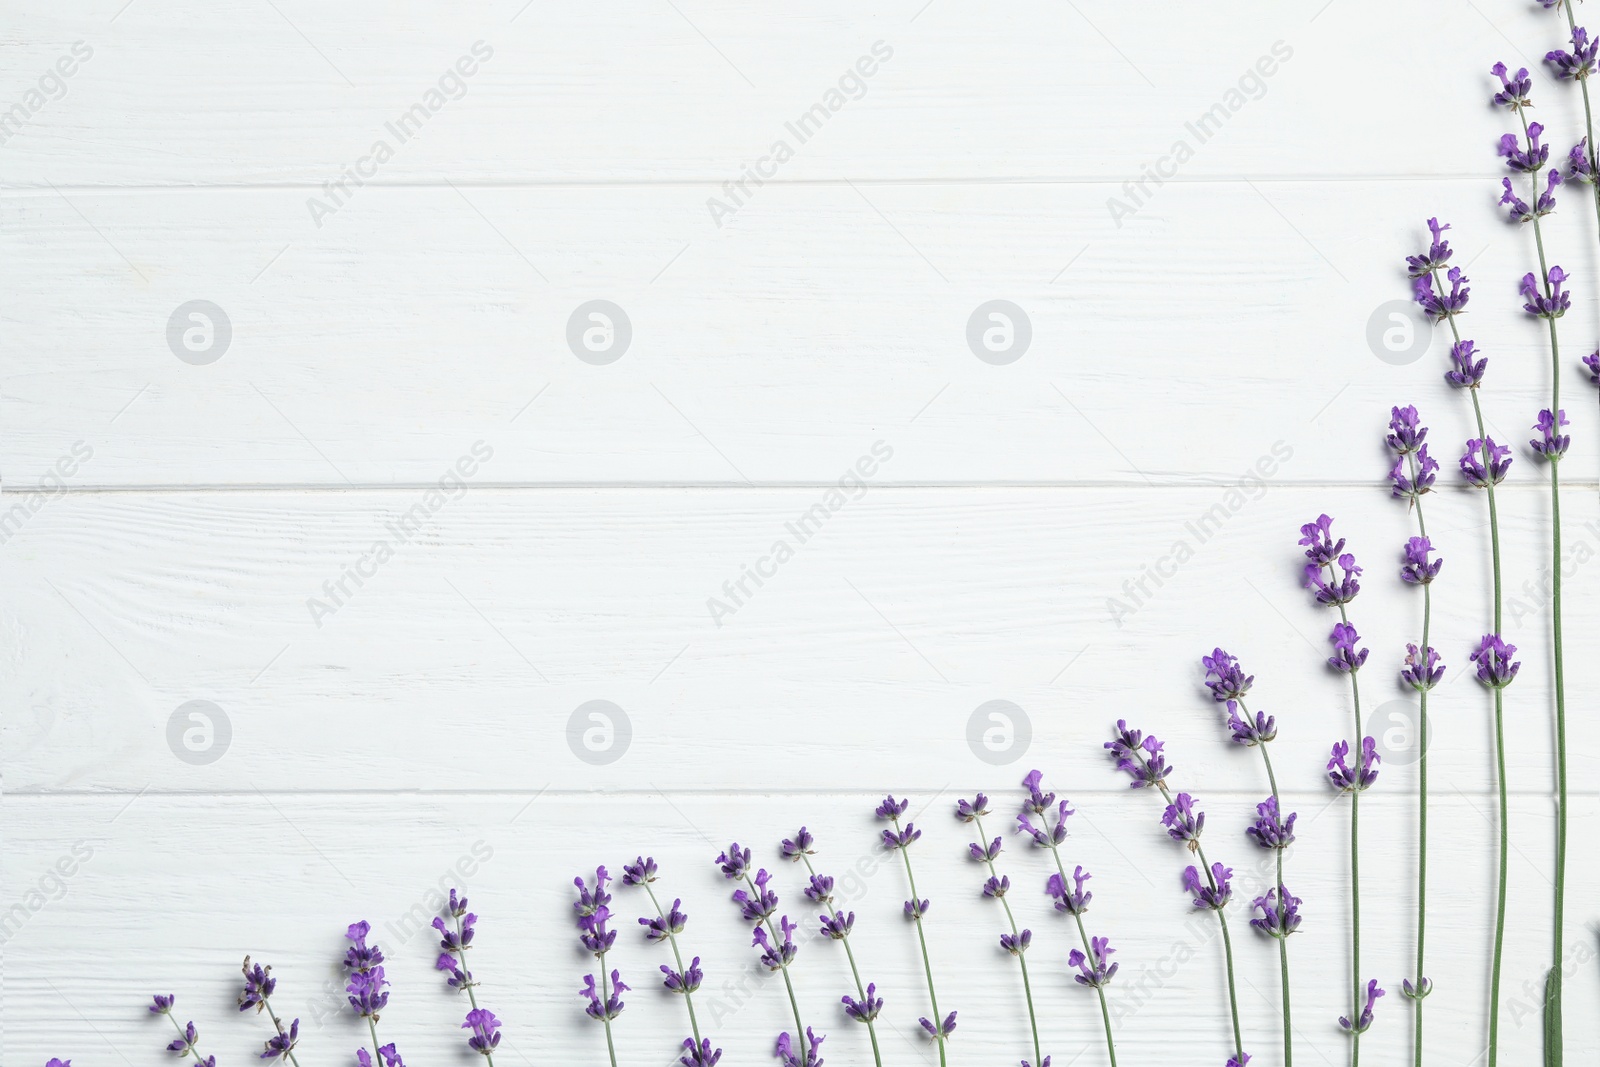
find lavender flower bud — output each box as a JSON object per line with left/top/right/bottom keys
{"left": 882, "top": 823, "right": 921, "bottom": 850}
{"left": 1020, "top": 769, "right": 1056, "bottom": 812}
{"left": 1446, "top": 339, "right": 1487, "bottom": 388}
{"left": 874, "top": 795, "right": 909, "bottom": 820}
{"left": 1521, "top": 266, "right": 1572, "bottom": 318}
{"left": 1401, "top": 644, "right": 1445, "bottom": 691}
{"left": 1068, "top": 936, "right": 1118, "bottom": 988}
{"left": 779, "top": 828, "right": 815, "bottom": 861}
{"left": 803, "top": 874, "right": 834, "bottom": 904}
{"left": 1160, "top": 792, "right": 1205, "bottom": 844}
{"left": 776, "top": 1028, "right": 824, "bottom": 1067}
{"left": 967, "top": 836, "right": 1003, "bottom": 862}
{"left": 1501, "top": 123, "right": 1551, "bottom": 172}
{"left": 621, "top": 856, "right": 658, "bottom": 885}
{"left": 1385, "top": 405, "right": 1428, "bottom": 453}
{"left": 1226, "top": 700, "right": 1277, "bottom": 746}
{"left": 715, "top": 845, "right": 751, "bottom": 880}
{"left": 261, "top": 1019, "right": 300, "bottom": 1062}
{"left": 1338, "top": 979, "right": 1385, "bottom": 1034}
{"left": 462, "top": 1010, "right": 502, "bottom": 1056}
{"left": 954, "top": 794, "right": 990, "bottom": 821}
{"left": 680, "top": 1038, "right": 723, "bottom": 1067}
{"left": 1491, "top": 61, "right": 1534, "bottom": 108}
{"left": 1400, "top": 536, "right": 1443, "bottom": 585}
{"left": 918, "top": 1012, "right": 957, "bottom": 1040}
{"left": 733, "top": 869, "right": 779, "bottom": 923}
{"left": 1181, "top": 862, "right": 1233, "bottom": 910}
{"left": 660, "top": 956, "right": 703, "bottom": 994}
{"left": 1047, "top": 866, "right": 1093, "bottom": 915}
{"left": 1327, "top": 739, "right": 1380, "bottom": 792}
{"left": 982, "top": 874, "right": 1010, "bottom": 898}
{"left": 1390, "top": 446, "right": 1439, "bottom": 502}
{"left": 1104, "top": 719, "right": 1172, "bottom": 788}
{"left": 1414, "top": 266, "right": 1470, "bottom": 316}
{"left": 1545, "top": 27, "right": 1599, "bottom": 79}
{"left": 149, "top": 996, "right": 176, "bottom": 1015}
{"left": 1327, "top": 622, "right": 1369, "bottom": 673}
{"left": 239, "top": 957, "right": 275, "bottom": 1013}
{"left": 580, "top": 971, "right": 627, "bottom": 1021}
{"left": 999, "top": 929, "right": 1032, "bottom": 955}
{"left": 1405, "top": 218, "right": 1453, "bottom": 277}
{"left": 1500, "top": 173, "right": 1561, "bottom": 222}
{"left": 1460, "top": 437, "right": 1512, "bottom": 487}
{"left": 818, "top": 911, "right": 854, "bottom": 939}
{"left": 842, "top": 983, "right": 883, "bottom": 1023}
{"left": 1245, "top": 797, "right": 1296, "bottom": 850}
{"left": 1532, "top": 408, "right": 1572, "bottom": 459}
{"left": 1583, "top": 350, "right": 1600, "bottom": 385}
{"left": 904, "top": 897, "right": 930, "bottom": 919}
{"left": 1201, "top": 647, "right": 1253, "bottom": 701}
{"left": 1298, "top": 514, "right": 1344, "bottom": 564}
{"left": 1471, "top": 634, "right": 1520, "bottom": 688}
{"left": 1249, "top": 884, "right": 1303, "bottom": 939}
{"left": 1306, "top": 554, "right": 1362, "bottom": 606}
{"left": 639, "top": 898, "right": 688, "bottom": 941}
{"left": 573, "top": 867, "right": 613, "bottom": 916}
{"left": 1017, "top": 799, "right": 1071, "bottom": 846}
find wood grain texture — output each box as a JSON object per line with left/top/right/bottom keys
{"left": 6, "top": 0, "right": 1600, "bottom": 1064}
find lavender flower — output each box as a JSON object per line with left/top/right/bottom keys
{"left": 1501, "top": 122, "right": 1552, "bottom": 171}
{"left": 775, "top": 1029, "right": 825, "bottom": 1067}
{"left": 1104, "top": 719, "right": 1172, "bottom": 787}
{"left": 1302, "top": 526, "right": 1361, "bottom": 603}
{"left": 1406, "top": 218, "right": 1454, "bottom": 276}
{"left": 1447, "top": 339, "right": 1487, "bottom": 388}
{"left": 1566, "top": 138, "right": 1596, "bottom": 183}
{"left": 621, "top": 856, "right": 659, "bottom": 885}
{"left": 1327, "top": 622, "right": 1369, "bottom": 673}
{"left": 1521, "top": 266, "right": 1572, "bottom": 318}
{"left": 780, "top": 828, "right": 816, "bottom": 860}
{"left": 463, "top": 1010, "right": 501, "bottom": 1057}
{"left": 1327, "top": 739, "right": 1381, "bottom": 792}
{"left": 625, "top": 857, "right": 719, "bottom": 1067}
{"left": 239, "top": 957, "right": 276, "bottom": 1012}
{"left": 1298, "top": 513, "right": 1344, "bottom": 564}
{"left": 1224, "top": 700, "right": 1276, "bottom": 746}
{"left": 433, "top": 890, "right": 476, "bottom": 990}
{"left": 1460, "top": 437, "right": 1513, "bottom": 487}
{"left": 1546, "top": 26, "right": 1599, "bottom": 79}
{"left": 919, "top": 1014, "right": 957, "bottom": 1040}
{"left": 842, "top": 983, "right": 883, "bottom": 1023}
{"left": 580, "top": 972, "right": 628, "bottom": 1021}
{"left": 1249, "top": 886, "right": 1302, "bottom": 938}
{"left": 1016, "top": 797, "right": 1071, "bottom": 847}
{"left": 261, "top": 1021, "right": 300, "bottom": 1063}
{"left": 1389, "top": 446, "right": 1439, "bottom": 502}
{"left": 680, "top": 1038, "right": 723, "bottom": 1067}
{"left": 1046, "top": 866, "right": 1093, "bottom": 915}
{"left": 344, "top": 923, "right": 390, "bottom": 1018}
{"left": 878, "top": 795, "right": 952, "bottom": 1057}
{"left": 660, "top": 957, "right": 704, "bottom": 994}
{"left": 1386, "top": 404, "right": 1428, "bottom": 453}
{"left": 1471, "top": 634, "right": 1521, "bottom": 688}
{"left": 754, "top": 919, "right": 800, "bottom": 970}
{"left": 1201, "top": 647, "right": 1253, "bottom": 701}
{"left": 1583, "top": 350, "right": 1600, "bottom": 384}
{"left": 1339, "top": 980, "right": 1385, "bottom": 1034}
{"left": 1161, "top": 792, "right": 1205, "bottom": 843}
{"left": 1069, "top": 937, "right": 1118, "bottom": 988}
{"left": 1245, "top": 797, "right": 1296, "bottom": 850}
{"left": 1400, "top": 536, "right": 1443, "bottom": 585}
{"left": 1401, "top": 644, "right": 1445, "bottom": 691}
{"left": 1492, "top": 61, "right": 1534, "bottom": 108}
{"left": 150, "top": 999, "right": 216, "bottom": 1067}
{"left": 47, "top": 1059, "right": 72, "bottom": 1067}
{"left": 1182, "top": 862, "right": 1234, "bottom": 910}
{"left": 1532, "top": 408, "right": 1572, "bottom": 458}
{"left": 641, "top": 898, "right": 688, "bottom": 942}
{"left": 355, "top": 1046, "right": 403, "bottom": 1067}
{"left": 1500, "top": 172, "right": 1561, "bottom": 222}
{"left": 1413, "top": 266, "right": 1470, "bottom": 318}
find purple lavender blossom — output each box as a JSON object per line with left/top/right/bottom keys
{"left": 1460, "top": 437, "right": 1513, "bottom": 487}
{"left": 1492, "top": 62, "right": 1534, "bottom": 108}
{"left": 1500, "top": 172, "right": 1561, "bottom": 222}
{"left": 1566, "top": 138, "right": 1596, "bottom": 183}
{"left": 1225, "top": 701, "right": 1276, "bottom": 746}
{"left": 1304, "top": 553, "right": 1362, "bottom": 606}
{"left": 1405, "top": 218, "right": 1454, "bottom": 276}
{"left": 919, "top": 1013, "right": 957, "bottom": 1040}
{"left": 818, "top": 911, "right": 854, "bottom": 939}
{"left": 641, "top": 898, "right": 688, "bottom": 942}
{"left": 1546, "top": 27, "right": 1599, "bottom": 79}
{"left": 261, "top": 1020, "right": 299, "bottom": 1063}
{"left": 343, "top": 922, "right": 390, "bottom": 1018}
{"left": 1401, "top": 644, "right": 1445, "bottom": 691}
{"left": 1583, "top": 350, "right": 1600, "bottom": 384}
{"left": 1069, "top": 937, "right": 1118, "bottom": 988}
{"left": 580, "top": 971, "right": 628, "bottom": 1021}
{"left": 955, "top": 794, "right": 990, "bottom": 821}
{"left": 1181, "top": 863, "right": 1234, "bottom": 910}
{"left": 780, "top": 828, "right": 815, "bottom": 861}
{"left": 999, "top": 929, "right": 1033, "bottom": 956}
{"left": 238, "top": 957, "right": 301, "bottom": 1063}
{"left": 1339, "top": 979, "right": 1385, "bottom": 1034}
{"left": 1201, "top": 648, "right": 1253, "bottom": 701}
{"left": 775, "top": 1028, "right": 825, "bottom": 1067}
{"left": 754, "top": 918, "right": 801, "bottom": 970}
{"left": 803, "top": 874, "right": 833, "bottom": 905}
{"left": 150, "top": 995, "right": 176, "bottom": 1015}
{"left": 1386, "top": 405, "right": 1428, "bottom": 453}
{"left": 1522, "top": 266, "right": 1572, "bottom": 318}
{"left": 1298, "top": 513, "right": 1345, "bottom": 564}
{"left": 680, "top": 1039, "right": 723, "bottom": 1067}
{"left": 1227, "top": 1056, "right": 1251, "bottom": 1067}
{"left": 355, "top": 1046, "right": 403, "bottom": 1067}
{"left": 733, "top": 869, "right": 779, "bottom": 923}
{"left": 621, "top": 856, "right": 658, "bottom": 885}
{"left": 1160, "top": 792, "right": 1205, "bottom": 843}
{"left": 1104, "top": 720, "right": 1172, "bottom": 788}
{"left": 46, "top": 1060, "right": 71, "bottom": 1067}
{"left": 1047, "top": 866, "right": 1093, "bottom": 915}
{"left": 967, "top": 835, "right": 1003, "bottom": 862}
{"left": 716, "top": 844, "right": 752, "bottom": 880}
{"left": 1327, "top": 622, "right": 1369, "bottom": 674}
{"left": 660, "top": 956, "right": 704, "bottom": 994}
{"left": 1447, "top": 340, "right": 1487, "bottom": 388}
{"left": 842, "top": 983, "right": 883, "bottom": 1023}
{"left": 239, "top": 957, "right": 276, "bottom": 1012}
{"left": 1017, "top": 769, "right": 1073, "bottom": 846}
{"left": 1389, "top": 446, "right": 1439, "bottom": 502}
{"left": 1471, "top": 634, "right": 1521, "bottom": 688}
{"left": 1245, "top": 797, "right": 1296, "bottom": 850}
{"left": 1249, "top": 886, "right": 1302, "bottom": 938}
{"left": 1400, "top": 536, "right": 1443, "bottom": 585}
{"left": 1414, "top": 267, "right": 1470, "bottom": 317}
{"left": 1327, "top": 739, "right": 1381, "bottom": 792}
{"left": 166, "top": 1021, "right": 201, "bottom": 1056}
{"left": 1501, "top": 122, "right": 1552, "bottom": 171}
{"left": 463, "top": 1010, "right": 501, "bottom": 1057}
{"left": 1532, "top": 409, "right": 1572, "bottom": 458}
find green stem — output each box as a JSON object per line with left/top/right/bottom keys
{"left": 1408, "top": 467, "right": 1434, "bottom": 1067}
{"left": 1490, "top": 687, "right": 1509, "bottom": 1067}
{"left": 1330, "top": 586, "right": 1365, "bottom": 1067}
{"left": 739, "top": 872, "right": 809, "bottom": 1056}
{"left": 893, "top": 815, "right": 949, "bottom": 1067}
{"left": 1518, "top": 104, "right": 1569, "bottom": 1065}
{"left": 798, "top": 855, "right": 883, "bottom": 1067}
{"left": 973, "top": 813, "right": 1044, "bottom": 1067}
{"left": 643, "top": 882, "right": 704, "bottom": 1049}
{"left": 1042, "top": 843, "right": 1118, "bottom": 1067}
{"left": 598, "top": 959, "right": 620, "bottom": 1067}
{"left": 367, "top": 1017, "right": 386, "bottom": 1067}
{"left": 1254, "top": 733, "right": 1293, "bottom": 1067}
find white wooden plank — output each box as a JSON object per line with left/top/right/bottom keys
{"left": 5, "top": 484, "right": 1596, "bottom": 794}
{"left": 0, "top": 0, "right": 1576, "bottom": 186}
{"left": 6, "top": 179, "right": 1600, "bottom": 487}
{"left": 4, "top": 792, "right": 1593, "bottom": 1066}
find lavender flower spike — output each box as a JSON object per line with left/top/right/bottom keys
{"left": 574, "top": 868, "right": 625, "bottom": 1067}
{"left": 343, "top": 921, "right": 403, "bottom": 1067}
{"left": 436, "top": 889, "right": 501, "bottom": 1066}
{"left": 1406, "top": 218, "right": 1453, "bottom": 276}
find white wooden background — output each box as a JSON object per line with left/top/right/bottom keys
{"left": 5, "top": 2, "right": 1600, "bottom": 1066}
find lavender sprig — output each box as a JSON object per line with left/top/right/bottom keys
{"left": 342, "top": 922, "right": 404, "bottom": 1067}
{"left": 1105, "top": 723, "right": 1246, "bottom": 1067}
{"left": 574, "top": 867, "right": 625, "bottom": 1067}
{"left": 717, "top": 844, "right": 820, "bottom": 1067}
{"left": 149, "top": 995, "right": 217, "bottom": 1067}
{"left": 1019, "top": 770, "right": 1119, "bottom": 1067}
{"left": 1497, "top": 69, "right": 1574, "bottom": 1062}
{"left": 433, "top": 889, "right": 500, "bottom": 1064}
{"left": 780, "top": 829, "right": 883, "bottom": 1067}
{"left": 624, "top": 857, "right": 722, "bottom": 1067}
{"left": 238, "top": 957, "right": 302, "bottom": 1065}
{"left": 956, "top": 795, "right": 1048, "bottom": 1067}
{"left": 1386, "top": 406, "right": 1445, "bottom": 1067}
{"left": 1200, "top": 649, "right": 1297, "bottom": 1067}
{"left": 877, "top": 796, "right": 955, "bottom": 1065}
{"left": 1299, "top": 514, "right": 1382, "bottom": 1055}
